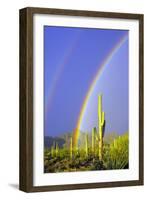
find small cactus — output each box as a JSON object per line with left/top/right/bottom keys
{"left": 70, "top": 136, "right": 73, "bottom": 159}
{"left": 98, "top": 94, "right": 105, "bottom": 160}
{"left": 85, "top": 134, "right": 88, "bottom": 157}
{"left": 51, "top": 141, "right": 55, "bottom": 157}
{"left": 92, "top": 127, "right": 96, "bottom": 154}
{"left": 51, "top": 146, "right": 54, "bottom": 157}
{"left": 55, "top": 142, "right": 59, "bottom": 157}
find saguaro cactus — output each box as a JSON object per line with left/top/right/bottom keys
{"left": 92, "top": 127, "right": 96, "bottom": 154}
{"left": 51, "top": 146, "right": 54, "bottom": 157}
{"left": 98, "top": 94, "right": 105, "bottom": 160}
{"left": 51, "top": 141, "right": 55, "bottom": 157}
{"left": 70, "top": 136, "right": 73, "bottom": 159}
{"left": 55, "top": 142, "right": 59, "bottom": 157}
{"left": 85, "top": 134, "right": 88, "bottom": 157}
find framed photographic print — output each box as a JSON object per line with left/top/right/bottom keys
{"left": 19, "top": 7, "right": 144, "bottom": 192}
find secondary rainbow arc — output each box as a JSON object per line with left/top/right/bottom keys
{"left": 45, "top": 31, "right": 82, "bottom": 117}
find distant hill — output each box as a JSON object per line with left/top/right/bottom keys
{"left": 44, "top": 136, "right": 65, "bottom": 149}
{"left": 44, "top": 131, "right": 122, "bottom": 149}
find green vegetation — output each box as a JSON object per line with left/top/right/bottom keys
{"left": 44, "top": 94, "right": 129, "bottom": 173}
{"left": 103, "top": 133, "right": 129, "bottom": 169}
{"left": 98, "top": 94, "right": 105, "bottom": 160}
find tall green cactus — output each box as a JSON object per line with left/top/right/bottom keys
{"left": 85, "top": 134, "right": 88, "bottom": 157}
{"left": 70, "top": 136, "right": 73, "bottom": 159}
{"left": 98, "top": 94, "right": 105, "bottom": 160}
{"left": 92, "top": 127, "right": 96, "bottom": 154}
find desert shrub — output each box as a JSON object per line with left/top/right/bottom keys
{"left": 103, "top": 133, "right": 129, "bottom": 169}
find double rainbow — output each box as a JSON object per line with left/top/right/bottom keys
{"left": 73, "top": 34, "right": 128, "bottom": 146}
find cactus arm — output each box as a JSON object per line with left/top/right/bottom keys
{"left": 101, "top": 111, "right": 105, "bottom": 126}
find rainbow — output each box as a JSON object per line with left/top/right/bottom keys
{"left": 73, "top": 34, "right": 128, "bottom": 146}
{"left": 45, "top": 31, "right": 82, "bottom": 117}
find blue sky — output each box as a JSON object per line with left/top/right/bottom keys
{"left": 44, "top": 26, "right": 128, "bottom": 136}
